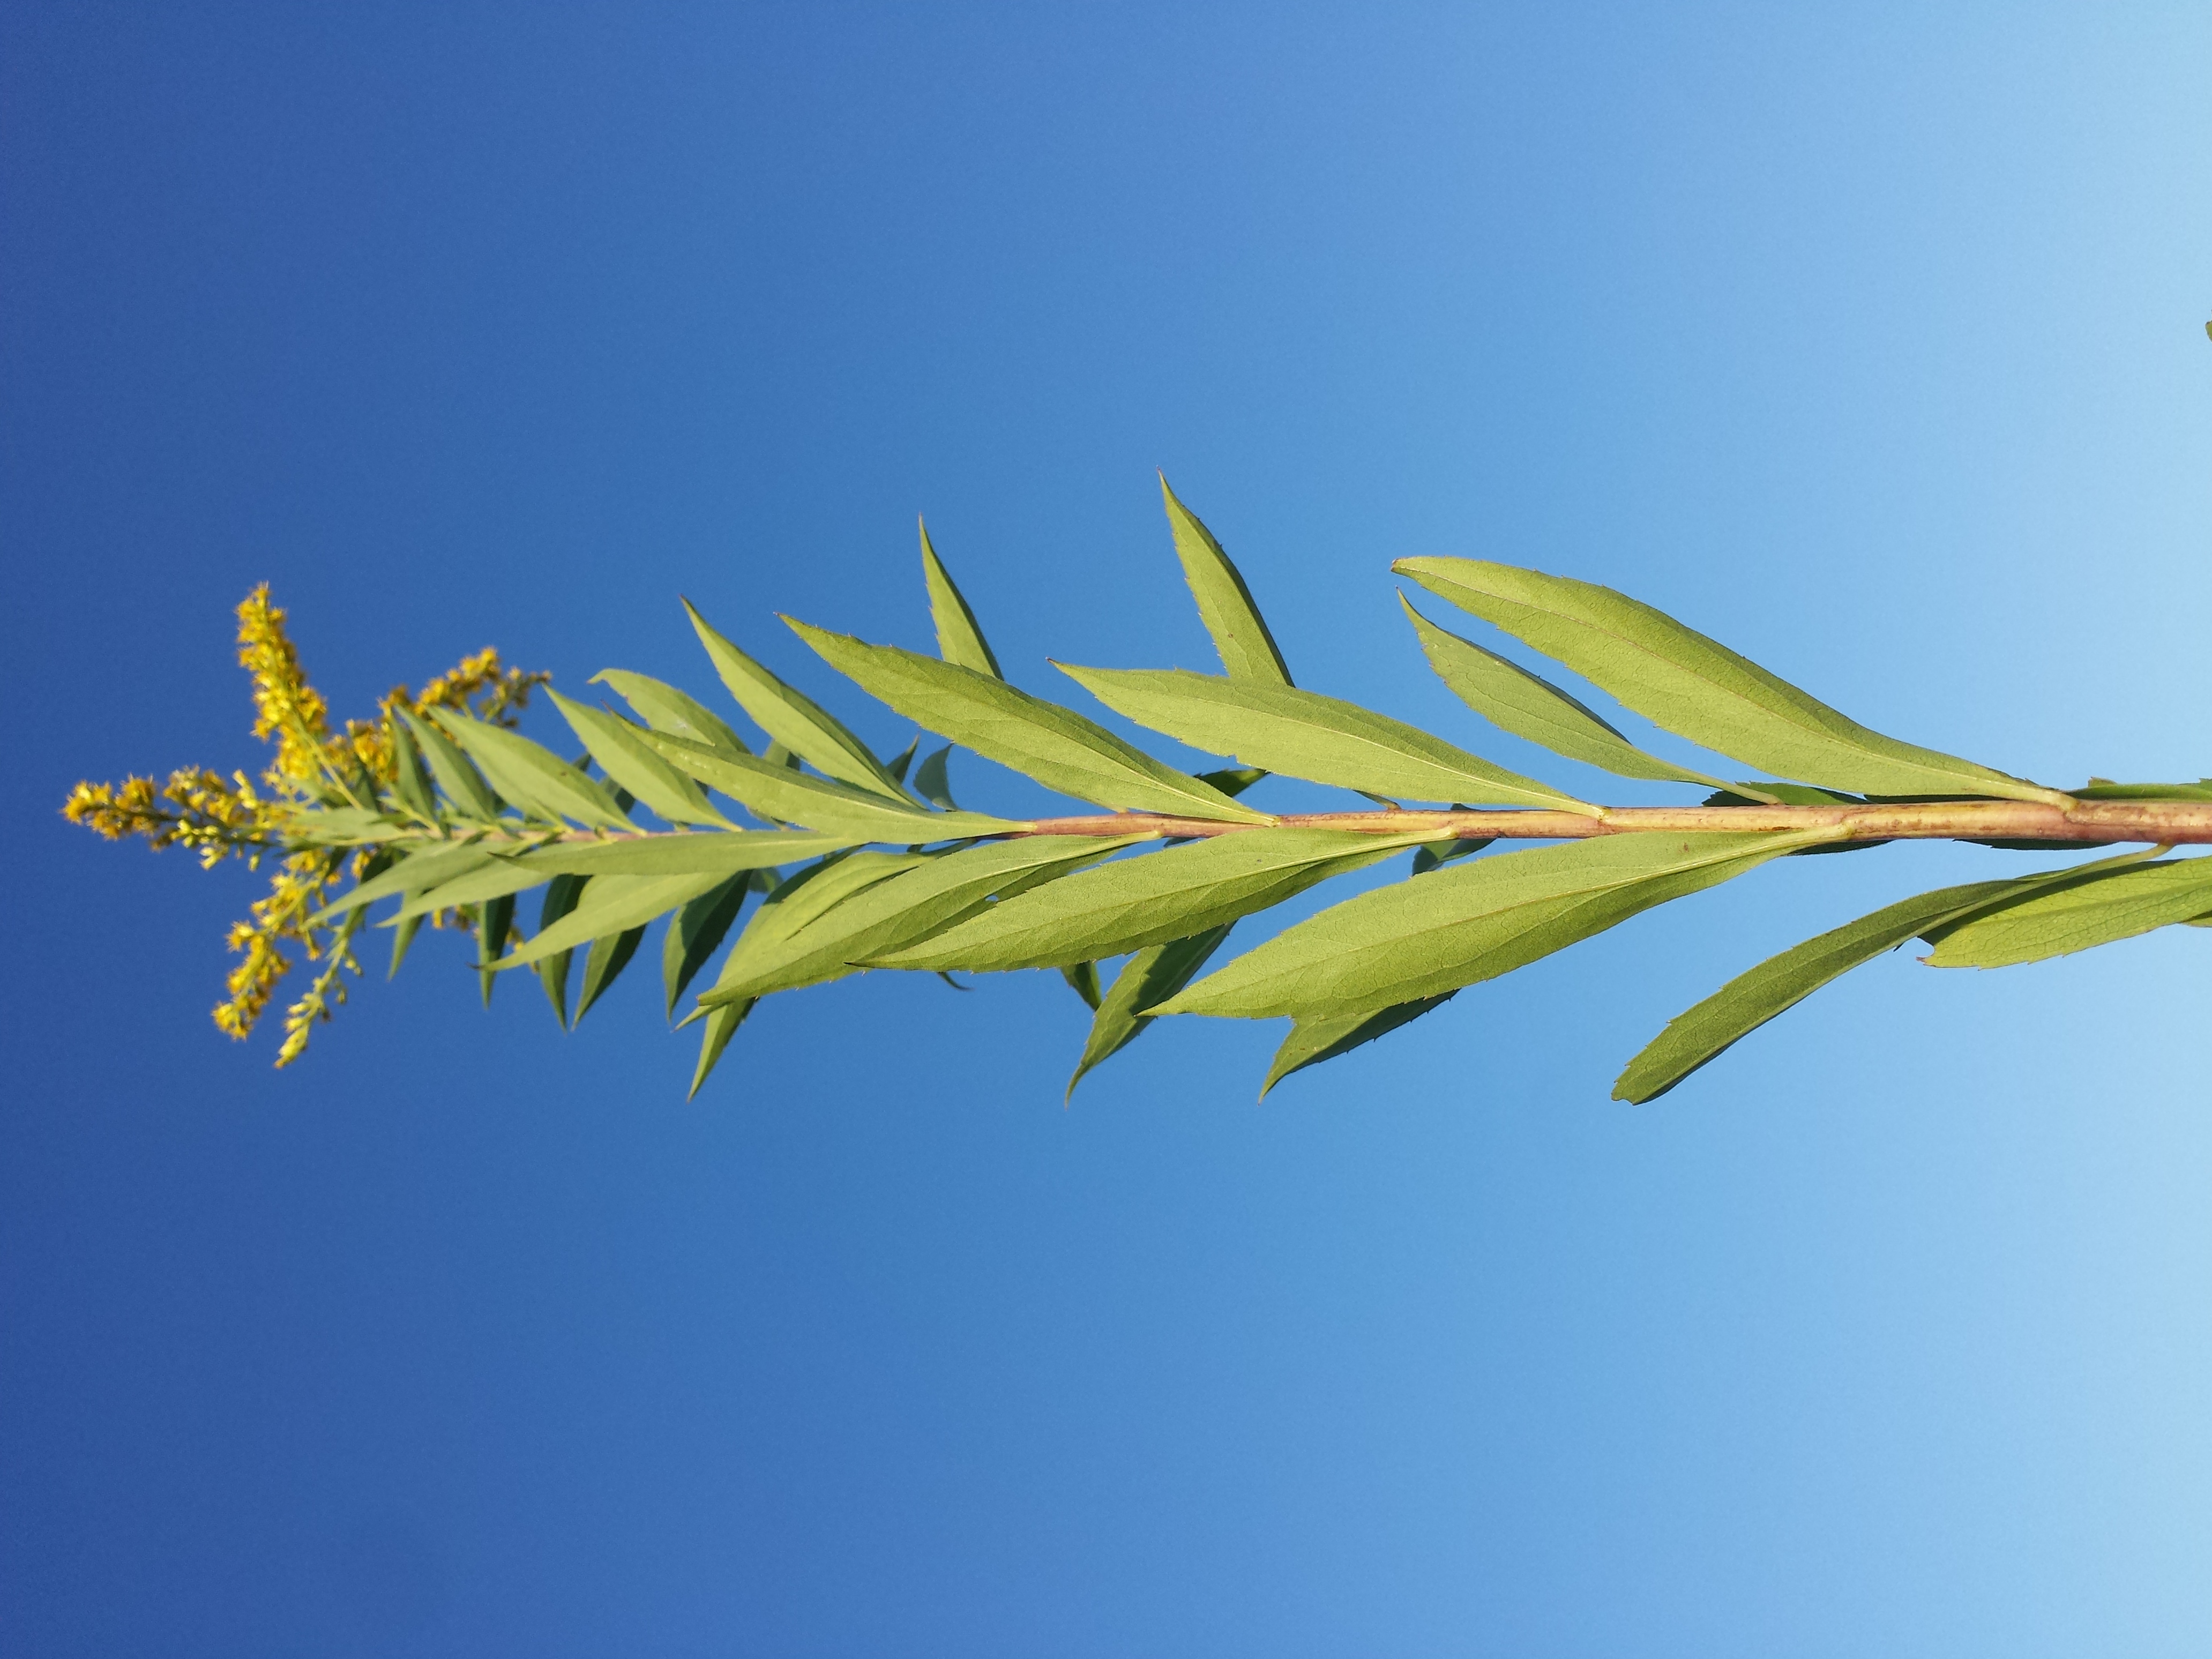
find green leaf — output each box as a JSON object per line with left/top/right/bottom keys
{"left": 534, "top": 873, "right": 588, "bottom": 1027}
{"left": 477, "top": 895, "right": 515, "bottom": 1007}
{"left": 873, "top": 827, "right": 1440, "bottom": 973}
{"left": 635, "top": 727, "right": 1020, "bottom": 840}
{"left": 913, "top": 744, "right": 958, "bottom": 810}
{"left": 1057, "top": 665, "right": 1593, "bottom": 812}
{"left": 575, "top": 926, "right": 647, "bottom": 1023}
{"left": 386, "top": 911, "right": 424, "bottom": 978}
{"left": 1158, "top": 476, "right": 1291, "bottom": 684}
{"left": 702, "top": 835, "right": 1144, "bottom": 1004}
{"left": 1060, "top": 961, "right": 1102, "bottom": 1008}
{"left": 693, "top": 852, "right": 935, "bottom": 1013}
{"left": 1614, "top": 877, "right": 2043, "bottom": 1103}
{"left": 591, "top": 669, "right": 751, "bottom": 759}
{"left": 920, "top": 519, "right": 1003, "bottom": 678}
{"left": 494, "top": 871, "right": 731, "bottom": 970}
{"left": 1924, "top": 856, "right": 2212, "bottom": 968}
{"left": 688, "top": 996, "right": 755, "bottom": 1098}
{"left": 2067, "top": 779, "right": 2212, "bottom": 802}
{"left": 547, "top": 691, "right": 730, "bottom": 827}
{"left": 786, "top": 620, "right": 1273, "bottom": 823}
{"left": 662, "top": 872, "right": 757, "bottom": 1015}
{"left": 885, "top": 736, "right": 918, "bottom": 785}
{"left": 1395, "top": 558, "right": 2067, "bottom": 805}
{"left": 1161, "top": 829, "right": 1826, "bottom": 1022}
{"left": 399, "top": 709, "right": 499, "bottom": 820}
{"left": 387, "top": 716, "right": 438, "bottom": 820}
{"left": 1399, "top": 595, "right": 1729, "bottom": 789}
{"left": 1260, "top": 993, "right": 1458, "bottom": 1098}
{"left": 392, "top": 855, "right": 564, "bottom": 922}
{"left": 684, "top": 599, "right": 911, "bottom": 800}
{"left": 488, "top": 828, "right": 859, "bottom": 877}
{"left": 1410, "top": 836, "right": 1493, "bottom": 875}
{"left": 431, "top": 711, "right": 631, "bottom": 829}
{"left": 1065, "top": 924, "right": 1235, "bottom": 1100}
{"left": 319, "top": 839, "right": 496, "bottom": 918}
{"left": 1196, "top": 766, "right": 1267, "bottom": 798}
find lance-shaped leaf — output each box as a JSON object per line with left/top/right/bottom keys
{"left": 392, "top": 855, "right": 565, "bottom": 922}
{"left": 913, "top": 744, "right": 958, "bottom": 810}
{"left": 477, "top": 895, "right": 514, "bottom": 1007}
{"left": 663, "top": 872, "right": 756, "bottom": 1014}
{"left": 387, "top": 912, "right": 424, "bottom": 978}
{"left": 574, "top": 926, "right": 646, "bottom": 1022}
{"left": 1159, "top": 475, "right": 1291, "bottom": 684}
{"left": 1924, "top": 856, "right": 2212, "bottom": 968}
{"left": 636, "top": 727, "right": 1020, "bottom": 840}
{"left": 1395, "top": 558, "right": 2067, "bottom": 805}
{"left": 683, "top": 599, "right": 911, "bottom": 800}
{"left": 592, "top": 669, "right": 750, "bottom": 759}
{"left": 1610, "top": 850, "right": 2164, "bottom": 1102}
{"left": 693, "top": 853, "right": 935, "bottom": 1014}
{"left": 1411, "top": 836, "right": 1493, "bottom": 876}
{"left": 494, "top": 871, "right": 731, "bottom": 970}
{"left": 703, "top": 835, "right": 1142, "bottom": 1005}
{"left": 1064, "top": 924, "right": 1235, "bottom": 1101}
{"left": 689, "top": 996, "right": 755, "bottom": 1098}
{"left": 319, "top": 839, "right": 496, "bottom": 918}
{"left": 1613, "top": 876, "right": 2049, "bottom": 1103}
{"left": 387, "top": 716, "right": 438, "bottom": 820}
{"left": 786, "top": 620, "right": 1273, "bottom": 823}
{"left": 1260, "top": 993, "right": 1458, "bottom": 1098}
{"left": 874, "top": 828, "right": 1439, "bottom": 973}
{"left": 548, "top": 691, "right": 730, "bottom": 827}
{"left": 1161, "top": 829, "right": 1828, "bottom": 1022}
{"left": 2068, "top": 779, "right": 2212, "bottom": 802}
{"left": 535, "top": 873, "right": 588, "bottom": 1027}
{"left": 399, "top": 709, "right": 499, "bottom": 821}
{"left": 489, "top": 828, "right": 857, "bottom": 877}
{"left": 1057, "top": 666, "right": 1592, "bottom": 812}
{"left": 431, "top": 711, "right": 631, "bottom": 829}
{"left": 920, "top": 520, "right": 1002, "bottom": 678}
{"left": 1399, "top": 595, "right": 1729, "bottom": 790}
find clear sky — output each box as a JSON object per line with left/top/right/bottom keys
{"left": 4, "top": 4, "right": 2207, "bottom": 1653}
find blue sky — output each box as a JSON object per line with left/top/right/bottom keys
{"left": 4, "top": 4, "right": 2208, "bottom": 1653}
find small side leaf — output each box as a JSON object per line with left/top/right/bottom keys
{"left": 1058, "top": 666, "right": 1592, "bottom": 813}
{"left": 592, "top": 669, "right": 751, "bottom": 759}
{"left": 662, "top": 872, "right": 757, "bottom": 1015}
{"left": 920, "top": 520, "right": 1003, "bottom": 678}
{"left": 431, "top": 711, "right": 631, "bottom": 829}
{"left": 688, "top": 996, "right": 756, "bottom": 1098}
{"left": 636, "top": 728, "right": 1020, "bottom": 840}
{"left": 477, "top": 895, "right": 515, "bottom": 1007}
{"left": 786, "top": 621, "right": 1273, "bottom": 823}
{"left": 494, "top": 871, "right": 730, "bottom": 970}
{"left": 574, "top": 926, "right": 647, "bottom": 1023}
{"left": 684, "top": 599, "right": 911, "bottom": 801}
{"left": 1260, "top": 993, "right": 1458, "bottom": 1098}
{"left": 1924, "top": 857, "right": 2212, "bottom": 968}
{"left": 913, "top": 744, "right": 958, "bottom": 810}
{"left": 534, "top": 873, "right": 588, "bottom": 1027}
{"left": 1159, "top": 476, "right": 1292, "bottom": 684}
{"left": 1065, "top": 925, "right": 1235, "bottom": 1100}
{"left": 547, "top": 691, "right": 729, "bottom": 827}
{"left": 399, "top": 709, "right": 500, "bottom": 821}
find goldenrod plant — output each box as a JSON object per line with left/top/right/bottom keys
{"left": 70, "top": 479, "right": 2211, "bottom": 1101}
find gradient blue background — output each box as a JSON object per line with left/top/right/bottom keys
{"left": 4, "top": 5, "right": 2208, "bottom": 1654}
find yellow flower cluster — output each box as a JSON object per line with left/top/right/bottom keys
{"left": 64, "top": 585, "right": 544, "bottom": 1066}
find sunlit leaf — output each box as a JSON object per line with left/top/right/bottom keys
{"left": 1260, "top": 993, "right": 1457, "bottom": 1098}
{"left": 1065, "top": 924, "right": 1235, "bottom": 1100}
{"left": 319, "top": 839, "right": 496, "bottom": 918}
{"left": 787, "top": 620, "right": 1273, "bottom": 822}
{"left": 548, "top": 690, "right": 729, "bottom": 827}
{"left": 636, "top": 727, "right": 1020, "bottom": 840}
{"left": 1399, "top": 594, "right": 1728, "bottom": 789}
{"left": 399, "top": 708, "right": 500, "bottom": 821}
{"left": 1924, "top": 856, "right": 2212, "bottom": 968}
{"left": 874, "top": 827, "right": 1439, "bottom": 973}
{"left": 1159, "top": 476, "right": 1291, "bottom": 684}
{"left": 1161, "top": 830, "right": 1826, "bottom": 1021}
{"left": 1058, "top": 666, "right": 1591, "bottom": 812}
{"left": 1395, "top": 558, "right": 2066, "bottom": 804}
{"left": 684, "top": 599, "right": 911, "bottom": 800}
{"left": 494, "top": 871, "right": 730, "bottom": 970}
{"left": 920, "top": 519, "right": 1003, "bottom": 678}
{"left": 693, "top": 852, "right": 934, "bottom": 1013}
{"left": 431, "top": 710, "right": 631, "bottom": 829}
{"left": 490, "top": 828, "right": 861, "bottom": 877}
{"left": 387, "top": 716, "right": 438, "bottom": 820}
{"left": 702, "top": 835, "right": 1143, "bottom": 1004}
{"left": 592, "top": 669, "right": 751, "bottom": 759}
